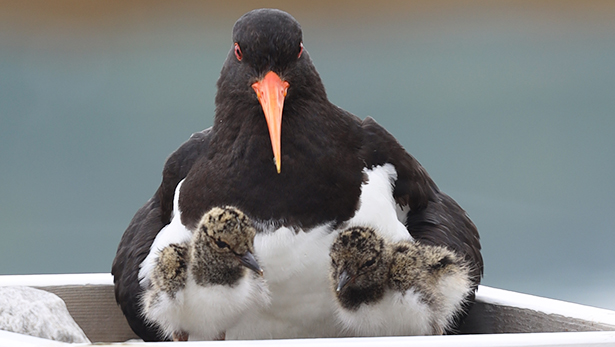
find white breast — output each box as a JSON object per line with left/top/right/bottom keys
{"left": 227, "top": 223, "right": 343, "bottom": 339}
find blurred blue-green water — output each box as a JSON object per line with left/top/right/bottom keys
{"left": 1, "top": 2, "right": 614, "bottom": 310}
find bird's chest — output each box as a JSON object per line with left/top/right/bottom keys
{"left": 180, "top": 136, "right": 364, "bottom": 230}
{"left": 225, "top": 165, "right": 413, "bottom": 339}
{"left": 227, "top": 224, "right": 345, "bottom": 339}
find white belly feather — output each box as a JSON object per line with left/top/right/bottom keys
{"left": 335, "top": 289, "right": 434, "bottom": 336}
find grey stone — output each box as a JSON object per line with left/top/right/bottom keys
{"left": 0, "top": 286, "right": 90, "bottom": 343}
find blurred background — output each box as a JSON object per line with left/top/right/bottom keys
{"left": 1, "top": 1, "right": 614, "bottom": 310}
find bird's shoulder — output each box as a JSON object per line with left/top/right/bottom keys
{"left": 158, "top": 128, "right": 213, "bottom": 222}
{"left": 357, "top": 117, "right": 438, "bottom": 211}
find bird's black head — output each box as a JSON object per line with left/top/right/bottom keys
{"left": 215, "top": 8, "right": 326, "bottom": 174}
{"left": 232, "top": 9, "right": 304, "bottom": 75}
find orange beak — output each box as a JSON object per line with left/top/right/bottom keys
{"left": 252, "top": 71, "right": 289, "bottom": 174}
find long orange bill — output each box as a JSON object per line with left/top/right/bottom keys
{"left": 252, "top": 71, "right": 289, "bottom": 174}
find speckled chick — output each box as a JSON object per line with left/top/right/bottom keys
{"left": 329, "top": 227, "right": 391, "bottom": 312}
{"left": 141, "top": 206, "right": 270, "bottom": 341}
{"left": 330, "top": 226, "right": 472, "bottom": 337}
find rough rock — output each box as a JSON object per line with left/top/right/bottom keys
{"left": 0, "top": 286, "right": 90, "bottom": 343}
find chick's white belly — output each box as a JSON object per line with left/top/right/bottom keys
{"left": 335, "top": 290, "right": 434, "bottom": 337}
{"left": 182, "top": 274, "right": 270, "bottom": 340}
{"left": 142, "top": 271, "right": 270, "bottom": 341}
{"left": 227, "top": 224, "right": 347, "bottom": 339}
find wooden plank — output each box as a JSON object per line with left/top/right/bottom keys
{"left": 2, "top": 274, "right": 615, "bottom": 343}
{"left": 34, "top": 285, "right": 138, "bottom": 343}
{"left": 463, "top": 286, "right": 615, "bottom": 334}
{"left": 0, "top": 273, "right": 137, "bottom": 343}
{"left": 33, "top": 283, "right": 615, "bottom": 341}
{"left": 460, "top": 302, "right": 615, "bottom": 334}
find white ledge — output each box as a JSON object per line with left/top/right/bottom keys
{"left": 0, "top": 273, "right": 113, "bottom": 287}
{"left": 102, "top": 331, "right": 615, "bottom": 346}
{"left": 476, "top": 285, "right": 615, "bottom": 326}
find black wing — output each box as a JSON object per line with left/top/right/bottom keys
{"left": 111, "top": 128, "right": 212, "bottom": 341}
{"left": 405, "top": 192, "right": 483, "bottom": 289}
{"left": 359, "top": 117, "right": 438, "bottom": 210}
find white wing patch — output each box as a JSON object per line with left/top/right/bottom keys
{"left": 348, "top": 164, "right": 412, "bottom": 242}
{"left": 139, "top": 179, "right": 192, "bottom": 287}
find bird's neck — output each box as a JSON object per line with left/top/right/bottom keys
{"left": 211, "top": 103, "right": 270, "bottom": 151}
{"left": 178, "top": 90, "right": 365, "bottom": 230}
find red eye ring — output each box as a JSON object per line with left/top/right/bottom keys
{"left": 234, "top": 43, "right": 243, "bottom": 61}
{"left": 298, "top": 42, "right": 304, "bottom": 59}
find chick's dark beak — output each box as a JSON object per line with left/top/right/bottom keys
{"left": 238, "top": 251, "right": 264, "bottom": 276}
{"left": 336, "top": 270, "right": 352, "bottom": 292}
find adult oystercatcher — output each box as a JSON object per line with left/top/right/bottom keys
{"left": 112, "top": 8, "right": 482, "bottom": 341}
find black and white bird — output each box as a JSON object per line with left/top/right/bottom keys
{"left": 112, "top": 8, "right": 483, "bottom": 341}
{"left": 330, "top": 226, "right": 472, "bottom": 336}
{"left": 141, "top": 206, "right": 269, "bottom": 341}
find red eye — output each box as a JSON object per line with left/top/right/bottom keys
{"left": 298, "top": 42, "right": 304, "bottom": 59}
{"left": 234, "top": 43, "right": 243, "bottom": 61}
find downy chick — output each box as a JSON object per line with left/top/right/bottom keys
{"left": 330, "top": 226, "right": 472, "bottom": 336}
{"left": 142, "top": 206, "right": 270, "bottom": 341}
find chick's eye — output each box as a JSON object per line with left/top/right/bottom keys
{"left": 362, "top": 258, "right": 376, "bottom": 268}
{"left": 234, "top": 43, "right": 243, "bottom": 61}
{"left": 215, "top": 239, "right": 229, "bottom": 249}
